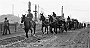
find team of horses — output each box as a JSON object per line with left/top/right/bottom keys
{"left": 21, "top": 13, "right": 86, "bottom": 38}
{"left": 40, "top": 14, "right": 67, "bottom": 34}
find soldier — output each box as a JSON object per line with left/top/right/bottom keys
{"left": 67, "top": 16, "right": 70, "bottom": 21}
{"left": 27, "top": 9, "right": 33, "bottom": 20}
{"left": 3, "top": 17, "right": 10, "bottom": 35}
{"left": 27, "top": 9, "right": 34, "bottom": 28}
{"left": 52, "top": 12, "right": 56, "bottom": 17}
{"left": 52, "top": 12, "right": 57, "bottom": 22}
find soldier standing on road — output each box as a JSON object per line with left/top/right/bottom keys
{"left": 3, "top": 17, "right": 10, "bottom": 35}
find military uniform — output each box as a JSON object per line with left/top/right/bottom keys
{"left": 67, "top": 16, "right": 70, "bottom": 21}
{"left": 27, "top": 13, "right": 33, "bottom": 20}
{"left": 27, "top": 13, "right": 34, "bottom": 28}
{"left": 52, "top": 12, "right": 57, "bottom": 22}
{"left": 3, "top": 17, "right": 10, "bottom": 34}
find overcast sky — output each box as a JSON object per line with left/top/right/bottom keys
{"left": 0, "top": 0, "right": 89, "bottom": 22}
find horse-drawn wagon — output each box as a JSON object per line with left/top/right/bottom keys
{"left": 49, "top": 16, "right": 67, "bottom": 34}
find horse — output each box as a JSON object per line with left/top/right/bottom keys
{"left": 55, "top": 16, "right": 68, "bottom": 33}
{"left": 48, "top": 15, "right": 57, "bottom": 34}
{"left": 71, "top": 19, "right": 79, "bottom": 30}
{"left": 49, "top": 15, "right": 68, "bottom": 33}
{"left": 66, "top": 16, "right": 77, "bottom": 30}
{"left": 3, "top": 20, "right": 10, "bottom": 35}
{"left": 62, "top": 19, "right": 67, "bottom": 32}
{"left": 21, "top": 14, "right": 36, "bottom": 38}
{"left": 66, "top": 18, "right": 71, "bottom": 30}
{"left": 78, "top": 22, "right": 83, "bottom": 29}
{"left": 39, "top": 13, "right": 49, "bottom": 34}
{"left": 66, "top": 18, "right": 79, "bottom": 30}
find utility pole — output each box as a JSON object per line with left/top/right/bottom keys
{"left": 61, "top": 6, "right": 64, "bottom": 18}
{"left": 12, "top": 4, "right": 14, "bottom": 15}
{"left": 28, "top": 1, "right": 31, "bottom": 14}
{"left": 33, "top": 4, "right": 37, "bottom": 21}
{"left": 61, "top": 6, "right": 63, "bottom": 16}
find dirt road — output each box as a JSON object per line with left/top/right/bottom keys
{"left": 0, "top": 24, "right": 89, "bottom": 48}
{"left": 0, "top": 28, "right": 87, "bottom": 48}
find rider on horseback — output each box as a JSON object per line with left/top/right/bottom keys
{"left": 27, "top": 10, "right": 33, "bottom": 20}
{"left": 67, "top": 16, "right": 70, "bottom": 21}
{"left": 52, "top": 12, "right": 57, "bottom": 22}
{"left": 27, "top": 9, "right": 33, "bottom": 28}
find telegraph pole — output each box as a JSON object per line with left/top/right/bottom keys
{"left": 61, "top": 6, "right": 64, "bottom": 18}
{"left": 33, "top": 4, "right": 37, "bottom": 21}
{"left": 61, "top": 6, "right": 63, "bottom": 16}
{"left": 12, "top": 4, "right": 14, "bottom": 15}
{"left": 28, "top": 1, "right": 31, "bottom": 14}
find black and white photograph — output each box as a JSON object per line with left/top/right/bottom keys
{"left": 0, "top": 0, "right": 89, "bottom": 48}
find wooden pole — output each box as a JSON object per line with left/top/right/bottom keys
{"left": 33, "top": 4, "right": 37, "bottom": 21}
